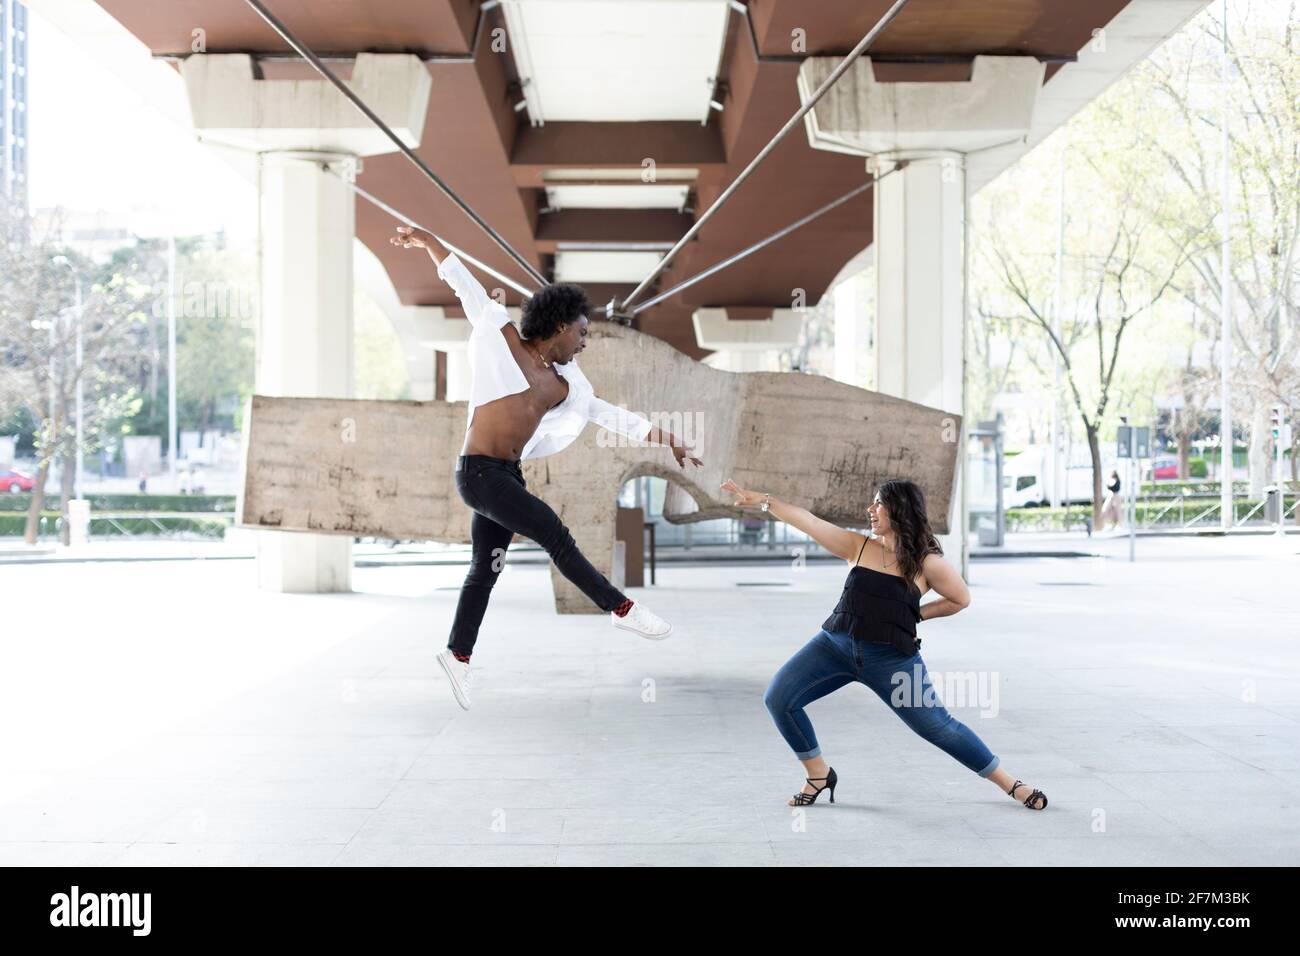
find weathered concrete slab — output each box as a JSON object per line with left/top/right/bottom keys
{"left": 239, "top": 323, "right": 960, "bottom": 612}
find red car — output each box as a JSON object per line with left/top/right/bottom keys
{"left": 1148, "top": 457, "right": 1179, "bottom": 480}
{"left": 1, "top": 469, "right": 34, "bottom": 493}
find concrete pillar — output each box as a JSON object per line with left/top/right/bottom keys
{"left": 408, "top": 372, "right": 435, "bottom": 404}
{"left": 406, "top": 306, "right": 468, "bottom": 402}
{"left": 256, "top": 151, "right": 357, "bottom": 592}
{"left": 832, "top": 270, "right": 872, "bottom": 389}
{"left": 798, "top": 54, "right": 1044, "bottom": 564}
{"left": 180, "top": 52, "right": 432, "bottom": 593}
{"left": 873, "top": 151, "right": 964, "bottom": 415}
{"left": 431, "top": 351, "right": 446, "bottom": 402}
{"left": 872, "top": 151, "right": 965, "bottom": 560}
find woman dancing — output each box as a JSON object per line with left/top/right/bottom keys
{"left": 720, "top": 477, "right": 1047, "bottom": 811}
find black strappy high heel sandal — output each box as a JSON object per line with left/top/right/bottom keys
{"left": 1006, "top": 779, "right": 1047, "bottom": 810}
{"left": 790, "top": 767, "right": 837, "bottom": 806}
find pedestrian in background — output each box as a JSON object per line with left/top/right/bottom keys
{"left": 1101, "top": 469, "right": 1123, "bottom": 530}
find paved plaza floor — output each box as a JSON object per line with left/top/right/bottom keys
{"left": 1, "top": 532, "right": 1297, "bottom": 866}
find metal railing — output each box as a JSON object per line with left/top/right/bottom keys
{"left": 1134, "top": 483, "right": 1297, "bottom": 531}
{"left": 999, "top": 481, "right": 1298, "bottom": 533}
{"left": 84, "top": 512, "right": 236, "bottom": 538}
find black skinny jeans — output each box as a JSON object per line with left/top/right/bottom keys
{"left": 447, "top": 454, "right": 627, "bottom": 656}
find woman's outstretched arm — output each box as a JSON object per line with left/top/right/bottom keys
{"left": 721, "top": 479, "right": 862, "bottom": 562}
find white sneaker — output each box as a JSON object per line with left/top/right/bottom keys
{"left": 611, "top": 601, "right": 672, "bottom": 640}
{"left": 436, "top": 649, "right": 472, "bottom": 710}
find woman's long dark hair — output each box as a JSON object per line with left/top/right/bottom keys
{"left": 875, "top": 479, "right": 941, "bottom": 591}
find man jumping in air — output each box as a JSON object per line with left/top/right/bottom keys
{"left": 391, "top": 225, "right": 702, "bottom": 710}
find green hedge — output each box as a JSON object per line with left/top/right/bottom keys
{"left": 0, "top": 512, "right": 230, "bottom": 538}
{"left": 0, "top": 494, "right": 235, "bottom": 513}
{"left": 1004, "top": 506, "right": 1095, "bottom": 533}
{"left": 0, "top": 512, "right": 61, "bottom": 537}
{"left": 1, "top": 491, "right": 237, "bottom": 539}
{"left": 88, "top": 516, "right": 229, "bottom": 538}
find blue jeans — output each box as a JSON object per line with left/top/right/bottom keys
{"left": 763, "top": 628, "right": 1000, "bottom": 777}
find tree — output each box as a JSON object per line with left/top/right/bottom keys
{"left": 1127, "top": 1, "right": 1300, "bottom": 488}
{"left": 0, "top": 204, "right": 145, "bottom": 543}
{"left": 170, "top": 240, "right": 256, "bottom": 431}
{"left": 973, "top": 90, "right": 1202, "bottom": 523}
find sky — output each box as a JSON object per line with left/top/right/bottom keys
{"left": 24, "top": 4, "right": 257, "bottom": 243}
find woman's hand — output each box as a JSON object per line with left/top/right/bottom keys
{"left": 721, "top": 478, "right": 765, "bottom": 508}
{"left": 389, "top": 225, "right": 437, "bottom": 250}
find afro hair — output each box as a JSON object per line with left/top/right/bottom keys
{"left": 520, "top": 282, "right": 590, "bottom": 340}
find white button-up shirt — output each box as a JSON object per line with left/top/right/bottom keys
{"left": 437, "top": 253, "right": 653, "bottom": 460}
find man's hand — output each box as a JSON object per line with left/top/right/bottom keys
{"left": 720, "top": 478, "right": 764, "bottom": 507}
{"left": 389, "top": 224, "right": 435, "bottom": 249}
{"left": 390, "top": 225, "right": 442, "bottom": 257}
{"left": 647, "top": 427, "right": 702, "bottom": 469}
{"left": 672, "top": 443, "right": 703, "bottom": 469}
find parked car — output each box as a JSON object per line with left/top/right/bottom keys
{"left": 1, "top": 469, "right": 34, "bottom": 493}
{"left": 1147, "top": 456, "right": 1180, "bottom": 480}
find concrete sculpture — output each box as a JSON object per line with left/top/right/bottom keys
{"left": 238, "top": 323, "right": 961, "bottom": 612}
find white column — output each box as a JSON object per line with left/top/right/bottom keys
{"left": 873, "top": 151, "right": 966, "bottom": 559}
{"left": 798, "top": 54, "right": 1044, "bottom": 566}
{"left": 832, "top": 271, "right": 872, "bottom": 389}
{"left": 873, "top": 152, "right": 964, "bottom": 413}
{"left": 178, "top": 52, "right": 432, "bottom": 594}
{"left": 255, "top": 151, "right": 357, "bottom": 593}
{"left": 407, "top": 370, "right": 435, "bottom": 403}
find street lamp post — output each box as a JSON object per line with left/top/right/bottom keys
{"left": 73, "top": 276, "right": 83, "bottom": 494}
{"left": 1218, "top": 0, "right": 1234, "bottom": 531}
{"left": 1051, "top": 144, "right": 1066, "bottom": 511}
{"left": 52, "top": 255, "right": 83, "bottom": 497}
{"left": 47, "top": 310, "right": 56, "bottom": 442}
{"left": 168, "top": 234, "right": 177, "bottom": 486}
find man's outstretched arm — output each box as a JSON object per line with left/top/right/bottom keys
{"left": 586, "top": 395, "right": 702, "bottom": 469}
{"left": 390, "top": 226, "right": 510, "bottom": 331}
{"left": 587, "top": 395, "right": 652, "bottom": 444}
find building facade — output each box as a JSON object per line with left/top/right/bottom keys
{"left": 1, "top": 0, "right": 29, "bottom": 203}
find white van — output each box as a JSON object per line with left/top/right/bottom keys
{"left": 1003, "top": 444, "right": 1119, "bottom": 508}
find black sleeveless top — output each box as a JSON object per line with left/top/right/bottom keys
{"left": 821, "top": 539, "right": 923, "bottom": 656}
